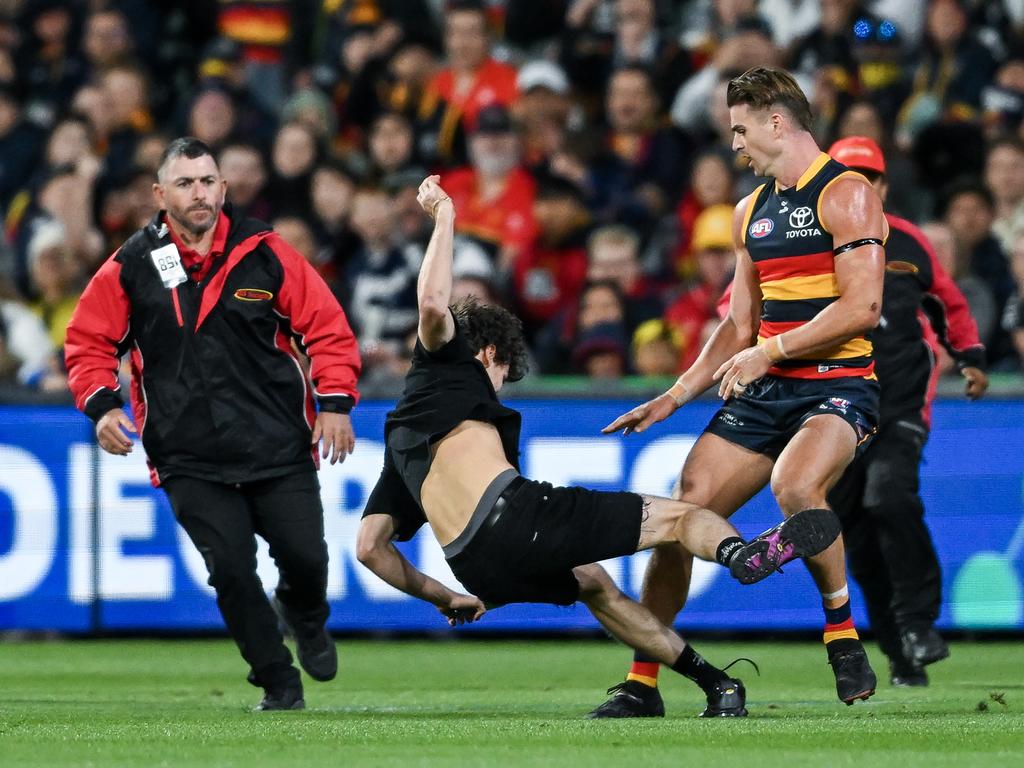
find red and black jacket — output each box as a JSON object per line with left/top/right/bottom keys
{"left": 876, "top": 214, "right": 984, "bottom": 426}
{"left": 66, "top": 207, "right": 361, "bottom": 486}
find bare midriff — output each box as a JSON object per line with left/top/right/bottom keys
{"left": 421, "top": 419, "right": 516, "bottom": 546}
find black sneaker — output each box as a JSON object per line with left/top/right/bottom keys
{"left": 889, "top": 658, "right": 928, "bottom": 687}
{"left": 256, "top": 685, "right": 305, "bottom": 711}
{"left": 827, "top": 638, "right": 877, "bottom": 705}
{"left": 586, "top": 680, "right": 665, "bottom": 719}
{"left": 730, "top": 508, "right": 843, "bottom": 585}
{"left": 899, "top": 624, "right": 949, "bottom": 667}
{"left": 700, "top": 678, "right": 747, "bottom": 717}
{"left": 272, "top": 595, "right": 337, "bottom": 682}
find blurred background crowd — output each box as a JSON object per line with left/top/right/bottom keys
{"left": 3, "top": 0, "right": 1024, "bottom": 395}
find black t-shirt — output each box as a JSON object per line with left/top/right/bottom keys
{"left": 384, "top": 316, "right": 523, "bottom": 510}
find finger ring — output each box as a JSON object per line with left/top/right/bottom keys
{"left": 733, "top": 381, "right": 746, "bottom": 394}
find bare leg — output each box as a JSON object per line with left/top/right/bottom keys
{"left": 575, "top": 564, "right": 685, "bottom": 665}
{"left": 638, "top": 544, "right": 693, "bottom": 625}
{"left": 642, "top": 435, "right": 775, "bottom": 620}
{"left": 771, "top": 414, "right": 857, "bottom": 608}
{"left": 770, "top": 414, "right": 877, "bottom": 704}
{"left": 589, "top": 434, "right": 773, "bottom": 718}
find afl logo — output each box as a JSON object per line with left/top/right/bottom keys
{"left": 749, "top": 218, "right": 774, "bottom": 238}
{"left": 234, "top": 288, "right": 274, "bottom": 301}
{"left": 789, "top": 206, "right": 814, "bottom": 228}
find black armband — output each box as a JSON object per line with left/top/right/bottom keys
{"left": 834, "top": 238, "right": 883, "bottom": 256}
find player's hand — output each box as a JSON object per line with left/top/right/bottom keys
{"left": 602, "top": 393, "right": 678, "bottom": 436}
{"left": 96, "top": 408, "right": 137, "bottom": 455}
{"left": 439, "top": 594, "right": 486, "bottom": 626}
{"left": 312, "top": 411, "right": 355, "bottom": 464}
{"left": 714, "top": 346, "right": 772, "bottom": 399}
{"left": 417, "top": 175, "right": 452, "bottom": 219}
{"left": 961, "top": 366, "right": 988, "bottom": 401}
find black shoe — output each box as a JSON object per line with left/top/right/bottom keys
{"left": 889, "top": 658, "right": 928, "bottom": 687}
{"left": 586, "top": 680, "right": 665, "bottom": 719}
{"left": 700, "top": 678, "right": 747, "bottom": 717}
{"left": 827, "top": 638, "right": 877, "bottom": 705}
{"left": 272, "top": 595, "right": 337, "bottom": 682}
{"left": 900, "top": 624, "right": 949, "bottom": 667}
{"left": 256, "top": 685, "right": 305, "bottom": 711}
{"left": 730, "top": 508, "right": 842, "bottom": 585}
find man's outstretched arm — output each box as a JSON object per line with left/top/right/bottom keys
{"left": 416, "top": 175, "right": 458, "bottom": 351}
{"left": 356, "top": 514, "right": 485, "bottom": 626}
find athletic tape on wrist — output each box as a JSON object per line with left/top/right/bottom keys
{"left": 774, "top": 334, "right": 788, "bottom": 360}
{"left": 667, "top": 380, "right": 691, "bottom": 407}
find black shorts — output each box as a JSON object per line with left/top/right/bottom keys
{"left": 445, "top": 476, "right": 643, "bottom": 607}
{"left": 705, "top": 374, "right": 879, "bottom": 460}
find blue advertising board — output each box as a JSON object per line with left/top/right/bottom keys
{"left": 1, "top": 400, "right": 1022, "bottom": 633}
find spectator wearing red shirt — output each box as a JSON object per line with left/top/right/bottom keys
{"left": 663, "top": 204, "right": 736, "bottom": 371}
{"left": 419, "top": 0, "right": 519, "bottom": 167}
{"left": 512, "top": 176, "right": 592, "bottom": 339}
{"left": 441, "top": 104, "right": 537, "bottom": 274}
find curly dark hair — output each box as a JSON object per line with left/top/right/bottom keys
{"left": 452, "top": 296, "right": 529, "bottom": 382}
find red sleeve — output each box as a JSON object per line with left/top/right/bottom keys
{"left": 268, "top": 233, "right": 362, "bottom": 410}
{"left": 717, "top": 281, "right": 733, "bottom": 320}
{"left": 65, "top": 254, "right": 131, "bottom": 421}
{"left": 913, "top": 225, "right": 987, "bottom": 369}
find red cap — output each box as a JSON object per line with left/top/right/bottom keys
{"left": 828, "top": 136, "right": 886, "bottom": 175}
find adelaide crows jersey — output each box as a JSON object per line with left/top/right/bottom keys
{"left": 742, "top": 152, "right": 877, "bottom": 380}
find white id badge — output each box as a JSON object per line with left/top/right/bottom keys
{"left": 150, "top": 243, "right": 187, "bottom": 288}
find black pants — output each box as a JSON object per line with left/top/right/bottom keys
{"left": 163, "top": 470, "right": 329, "bottom": 689}
{"left": 828, "top": 417, "right": 942, "bottom": 661}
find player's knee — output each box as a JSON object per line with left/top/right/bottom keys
{"left": 677, "top": 473, "right": 713, "bottom": 506}
{"left": 574, "top": 563, "right": 619, "bottom": 604}
{"left": 771, "top": 476, "right": 825, "bottom": 514}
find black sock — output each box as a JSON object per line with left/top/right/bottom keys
{"left": 715, "top": 536, "right": 745, "bottom": 567}
{"left": 671, "top": 645, "right": 728, "bottom": 692}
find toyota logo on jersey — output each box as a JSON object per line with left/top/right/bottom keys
{"left": 789, "top": 206, "right": 814, "bottom": 228}
{"left": 749, "top": 218, "right": 774, "bottom": 238}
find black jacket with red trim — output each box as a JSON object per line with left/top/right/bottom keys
{"left": 66, "top": 206, "right": 361, "bottom": 485}
{"left": 876, "top": 214, "right": 984, "bottom": 426}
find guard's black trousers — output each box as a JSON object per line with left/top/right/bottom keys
{"left": 828, "top": 417, "right": 942, "bottom": 661}
{"left": 163, "top": 470, "right": 329, "bottom": 689}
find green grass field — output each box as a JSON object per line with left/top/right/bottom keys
{"left": 0, "top": 637, "right": 1020, "bottom": 767}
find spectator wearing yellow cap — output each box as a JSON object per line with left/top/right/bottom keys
{"left": 663, "top": 204, "right": 736, "bottom": 371}
{"left": 631, "top": 318, "right": 683, "bottom": 377}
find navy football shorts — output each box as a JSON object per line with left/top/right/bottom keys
{"left": 704, "top": 374, "right": 879, "bottom": 460}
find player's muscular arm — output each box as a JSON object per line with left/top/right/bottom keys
{"left": 602, "top": 197, "right": 759, "bottom": 434}
{"left": 669, "top": 198, "right": 762, "bottom": 402}
{"left": 770, "top": 177, "right": 885, "bottom": 358}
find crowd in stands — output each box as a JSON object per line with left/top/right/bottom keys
{"left": 3, "top": 0, "right": 1024, "bottom": 393}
